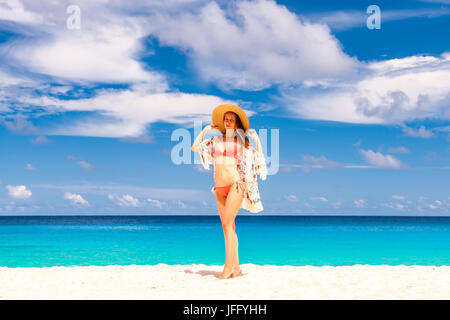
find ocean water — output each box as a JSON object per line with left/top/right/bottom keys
{"left": 0, "top": 215, "right": 449, "bottom": 268}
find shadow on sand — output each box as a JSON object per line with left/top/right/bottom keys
{"left": 183, "top": 269, "right": 245, "bottom": 278}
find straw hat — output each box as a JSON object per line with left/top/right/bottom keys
{"left": 212, "top": 104, "right": 249, "bottom": 134}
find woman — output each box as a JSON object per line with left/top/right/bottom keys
{"left": 191, "top": 104, "right": 267, "bottom": 280}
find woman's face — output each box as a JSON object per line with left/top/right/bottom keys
{"left": 224, "top": 112, "right": 237, "bottom": 131}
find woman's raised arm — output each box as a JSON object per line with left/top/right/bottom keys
{"left": 191, "top": 124, "right": 217, "bottom": 152}
{"left": 246, "top": 129, "right": 262, "bottom": 153}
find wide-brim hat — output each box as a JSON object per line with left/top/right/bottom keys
{"left": 212, "top": 104, "right": 249, "bottom": 134}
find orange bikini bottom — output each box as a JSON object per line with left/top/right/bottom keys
{"left": 214, "top": 181, "right": 242, "bottom": 197}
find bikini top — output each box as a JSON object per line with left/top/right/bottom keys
{"left": 213, "top": 138, "right": 238, "bottom": 159}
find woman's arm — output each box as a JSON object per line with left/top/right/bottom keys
{"left": 247, "top": 129, "right": 267, "bottom": 180}
{"left": 191, "top": 124, "right": 218, "bottom": 152}
{"left": 246, "top": 129, "right": 262, "bottom": 153}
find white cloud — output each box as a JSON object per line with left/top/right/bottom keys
{"left": 0, "top": 0, "right": 245, "bottom": 142}
{"left": 9, "top": 28, "right": 168, "bottom": 87}
{"left": 285, "top": 195, "right": 298, "bottom": 202}
{"left": 6, "top": 185, "right": 32, "bottom": 199}
{"left": 0, "top": 69, "right": 36, "bottom": 87}
{"left": 30, "top": 135, "right": 50, "bottom": 144}
{"left": 67, "top": 156, "right": 95, "bottom": 170}
{"left": 64, "top": 192, "right": 89, "bottom": 207}
{"left": 17, "top": 88, "right": 237, "bottom": 138}
{"left": 29, "top": 181, "right": 209, "bottom": 201}
{"left": 0, "top": 0, "right": 168, "bottom": 87}
{"left": 383, "top": 202, "right": 406, "bottom": 211}
{"left": 176, "top": 200, "right": 187, "bottom": 209}
{"left": 353, "top": 199, "right": 367, "bottom": 208}
{"left": 0, "top": 113, "right": 40, "bottom": 135}
{"left": 146, "top": 0, "right": 358, "bottom": 90}
{"left": 311, "top": 196, "right": 328, "bottom": 202}
{"left": 387, "top": 146, "right": 410, "bottom": 154}
{"left": 433, "top": 125, "right": 450, "bottom": 133}
{"left": 147, "top": 198, "right": 166, "bottom": 209}
{"left": 301, "top": 155, "right": 343, "bottom": 173}
{"left": 392, "top": 195, "right": 405, "bottom": 200}
{"left": 25, "top": 163, "right": 35, "bottom": 171}
{"left": 425, "top": 200, "right": 444, "bottom": 210}
{"left": 308, "top": 8, "right": 450, "bottom": 31}
{"left": 0, "top": 0, "right": 44, "bottom": 24}
{"left": 352, "top": 139, "right": 361, "bottom": 147}
{"left": 108, "top": 194, "right": 140, "bottom": 207}
{"left": 283, "top": 53, "right": 450, "bottom": 124}
{"left": 359, "top": 149, "right": 407, "bottom": 169}
{"left": 78, "top": 161, "right": 95, "bottom": 170}
{"left": 399, "top": 124, "right": 435, "bottom": 138}
{"left": 2, "top": 0, "right": 448, "bottom": 139}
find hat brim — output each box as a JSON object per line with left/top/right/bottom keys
{"left": 212, "top": 104, "right": 249, "bottom": 134}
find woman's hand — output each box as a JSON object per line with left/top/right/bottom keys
{"left": 192, "top": 124, "right": 218, "bottom": 152}
{"left": 206, "top": 124, "right": 219, "bottom": 132}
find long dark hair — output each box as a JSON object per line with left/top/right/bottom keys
{"left": 224, "top": 112, "right": 250, "bottom": 149}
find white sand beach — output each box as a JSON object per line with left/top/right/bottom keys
{"left": 0, "top": 264, "right": 449, "bottom": 300}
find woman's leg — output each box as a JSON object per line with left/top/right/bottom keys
{"left": 215, "top": 192, "right": 239, "bottom": 274}
{"left": 218, "top": 182, "right": 244, "bottom": 279}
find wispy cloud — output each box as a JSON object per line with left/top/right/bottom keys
{"left": 30, "top": 135, "right": 51, "bottom": 144}
{"left": 285, "top": 194, "right": 299, "bottom": 202}
{"left": 305, "top": 7, "right": 450, "bottom": 31}
{"left": 387, "top": 146, "right": 410, "bottom": 154}
{"left": 28, "top": 182, "right": 209, "bottom": 201}
{"left": 147, "top": 198, "right": 166, "bottom": 209}
{"left": 0, "top": 0, "right": 44, "bottom": 24}
{"left": 25, "top": 163, "right": 35, "bottom": 171}
{"left": 67, "top": 156, "right": 95, "bottom": 170}
{"left": 311, "top": 196, "right": 328, "bottom": 202}
{"left": 359, "top": 149, "right": 407, "bottom": 169}
{"left": 399, "top": 124, "right": 436, "bottom": 138}
{"left": 64, "top": 192, "right": 90, "bottom": 207}
{"left": 382, "top": 202, "right": 406, "bottom": 211}
{"left": 301, "top": 155, "right": 343, "bottom": 173}
{"left": 353, "top": 199, "right": 367, "bottom": 208}
{"left": 108, "top": 194, "right": 140, "bottom": 207}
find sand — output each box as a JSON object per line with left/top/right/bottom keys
{"left": 0, "top": 264, "right": 449, "bottom": 300}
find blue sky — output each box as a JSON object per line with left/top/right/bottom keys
{"left": 0, "top": 0, "right": 449, "bottom": 216}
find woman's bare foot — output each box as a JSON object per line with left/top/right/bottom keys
{"left": 231, "top": 266, "right": 242, "bottom": 278}
{"left": 218, "top": 267, "right": 234, "bottom": 280}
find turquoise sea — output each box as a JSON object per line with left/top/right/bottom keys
{"left": 0, "top": 215, "right": 449, "bottom": 268}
